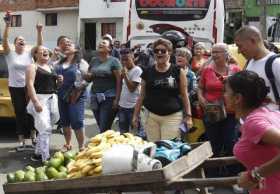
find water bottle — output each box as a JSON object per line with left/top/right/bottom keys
{"left": 74, "top": 69, "right": 83, "bottom": 88}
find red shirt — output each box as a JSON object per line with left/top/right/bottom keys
{"left": 200, "top": 64, "right": 240, "bottom": 102}
{"left": 191, "top": 56, "right": 208, "bottom": 73}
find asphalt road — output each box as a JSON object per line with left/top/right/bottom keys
{"left": 0, "top": 109, "right": 238, "bottom": 194}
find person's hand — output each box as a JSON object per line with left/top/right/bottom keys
{"left": 112, "top": 99, "right": 119, "bottom": 110}
{"left": 237, "top": 171, "right": 259, "bottom": 190}
{"left": 183, "top": 116, "right": 193, "bottom": 129}
{"left": 36, "top": 23, "right": 43, "bottom": 32}
{"left": 57, "top": 75, "right": 64, "bottom": 86}
{"left": 198, "top": 95, "right": 207, "bottom": 108}
{"left": 3, "top": 11, "right": 11, "bottom": 25}
{"left": 83, "top": 72, "right": 93, "bottom": 81}
{"left": 34, "top": 101, "right": 43, "bottom": 113}
{"left": 132, "top": 116, "right": 139, "bottom": 129}
{"left": 121, "top": 67, "right": 128, "bottom": 79}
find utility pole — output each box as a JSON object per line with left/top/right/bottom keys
{"left": 260, "top": 0, "right": 267, "bottom": 39}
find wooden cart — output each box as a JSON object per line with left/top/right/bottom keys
{"left": 3, "top": 142, "right": 239, "bottom": 194}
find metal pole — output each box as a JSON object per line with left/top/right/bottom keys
{"left": 260, "top": 0, "right": 267, "bottom": 39}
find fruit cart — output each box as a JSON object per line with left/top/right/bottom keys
{"left": 3, "top": 142, "right": 239, "bottom": 194}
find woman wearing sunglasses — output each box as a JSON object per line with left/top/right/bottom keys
{"left": 224, "top": 71, "right": 280, "bottom": 194}
{"left": 132, "top": 38, "right": 192, "bottom": 142}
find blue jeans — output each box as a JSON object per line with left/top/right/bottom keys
{"left": 92, "top": 97, "right": 117, "bottom": 133}
{"left": 118, "top": 107, "right": 145, "bottom": 138}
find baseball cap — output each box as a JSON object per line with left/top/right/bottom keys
{"left": 103, "top": 34, "right": 113, "bottom": 42}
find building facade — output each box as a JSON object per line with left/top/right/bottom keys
{"left": 79, "top": 0, "right": 128, "bottom": 50}
{"left": 245, "top": 0, "right": 280, "bottom": 41}
{"left": 224, "top": 0, "right": 244, "bottom": 43}
{"left": 0, "top": 0, "right": 79, "bottom": 48}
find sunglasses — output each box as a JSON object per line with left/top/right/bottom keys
{"left": 154, "top": 48, "right": 168, "bottom": 54}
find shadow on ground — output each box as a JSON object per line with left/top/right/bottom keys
{"left": 0, "top": 148, "right": 60, "bottom": 174}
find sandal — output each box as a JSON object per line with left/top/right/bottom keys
{"left": 79, "top": 147, "right": 85, "bottom": 152}
{"left": 60, "top": 144, "right": 72, "bottom": 152}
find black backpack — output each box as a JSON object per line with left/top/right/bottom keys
{"left": 245, "top": 54, "right": 280, "bottom": 109}
{"left": 265, "top": 54, "right": 280, "bottom": 109}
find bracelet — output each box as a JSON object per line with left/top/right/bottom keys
{"left": 246, "top": 171, "right": 259, "bottom": 183}
{"left": 251, "top": 167, "right": 265, "bottom": 182}
{"left": 185, "top": 114, "right": 192, "bottom": 118}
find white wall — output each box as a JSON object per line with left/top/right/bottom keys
{"left": 79, "top": 0, "right": 128, "bottom": 19}
{"left": 79, "top": 0, "right": 128, "bottom": 48}
{"left": 0, "top": 10, "right": 78, "bottom": 49}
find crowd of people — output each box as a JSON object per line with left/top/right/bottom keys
{"left": 2, "top": 14, "right": 280, "bottom": 193}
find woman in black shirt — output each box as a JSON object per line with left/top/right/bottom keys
{"left": 132, "top": 38, "right": 192, "bottom": 142}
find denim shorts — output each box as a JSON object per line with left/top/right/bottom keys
{"left": 58, "top": 97, "right": 85, "bottom": 130}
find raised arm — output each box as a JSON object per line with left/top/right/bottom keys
{"left": 2, "top": 19, "right": 11, "bottom": 54}
{"left": 36, "top": 23, "right": 43, "bottom": 46}
{"left": 121, "top": 67, "right": 139, "bottom": 93}
{"left": 31, "top": 24, "right": 43, "bottom": 57}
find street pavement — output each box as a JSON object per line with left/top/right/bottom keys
{"left": 0, "top": 109, "right": 237, "bottom": 194}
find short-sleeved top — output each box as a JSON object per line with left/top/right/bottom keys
{"left": 141, "top": 65, "right": 182, "bottom": 116}
{"left": 246, "top": 52, "right": 280, "bottom": 110}
{"left": 89, "top": 56, "right": 121, "bottom": 94}
{"left": 5, "top": 50, "right": 33, "bottom": 87}
{"left": 200, "top": 64, "right": 240, "bottom": 102}
{"left": 119, "top": 66, "right": 142, "bottom": 108}
{"left": 184, "top": 67, "right": 197, "bottom": 95}
{"left": 55, "top": 63, "right": 85, "bottom": 100}
{"left": 233, "top": 107, "right": 280, "bottom": 194}
{"left": 34, "top": 66, "right": 57, "bottom": 94}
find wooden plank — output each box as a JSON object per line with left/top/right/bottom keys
{"left": 171, "top": 177, "right": 238, "bottom": 188}
{"left": 3, "top": 177, "right": 239, "bottom": 194}
{"left": 201, "top": 156, "right": 240, "bottom": 168}
{"left": 3, "top": 142, "right": 213, "bottom": 194}
{"left": 3, "top": 170, "right": 165, "bottom": 193}
{"left": 163, "top": 141, "right": 213, "bottom": 182}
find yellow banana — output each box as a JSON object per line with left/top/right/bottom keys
{"left": 90, "top": 134, "right": 103, "bottom": 144}
{"left": 93, "top": 165, "right": 102, "bottom": 173}
{"left": 81, "top": 164, "right": 94, "bottom": 176}
{"left": 90, "top": 151, "right": 103, "bottom": 159}
{"left": 123, "top": 132, "right": 134, "bottom": 140}
{"left": 92, "top": 158, "right": 102, "bottom": 166}
{"left": 103, "top": 130, "right": 116, "bottom": 138}
{"left": 67, "top": 171, "right": 83, "bottom": 179}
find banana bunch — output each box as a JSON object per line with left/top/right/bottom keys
{"left": 67, "top": 130, "right": 148, "bottom": 178}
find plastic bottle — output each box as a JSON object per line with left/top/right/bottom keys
{"left": 74, "top": 69, "right": 83, "bottom": 88}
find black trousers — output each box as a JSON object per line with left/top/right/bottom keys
{"left": 9, "top": 87, "right": 34, "bottom": 137}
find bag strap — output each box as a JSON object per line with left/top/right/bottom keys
{"left": 265, "top": 54, "right": 280, "bottom": 108}
{"left": 243, "top": 59, "right": 250, "bottom": 70}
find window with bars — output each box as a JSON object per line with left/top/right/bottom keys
{"left": 101, "top": 23, "right": 116, "bottom": 38}
{"left": 256, "top": 0, "right": 280, "bottom": 4}
{"left": 45, "top": 13, "right": 57, "bottom": 26}
{"left": 11, "top": 15, "right": 22, "bottom": 27}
